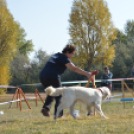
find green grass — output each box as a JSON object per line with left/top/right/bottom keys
{"left": 1, "top": 92, "right": 134, "bottom": 134}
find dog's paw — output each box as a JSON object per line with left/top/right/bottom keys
{"left": 103, "top": 116, "right": 109, "bottom": 119}
{"left": 73, "top": 114, "right": 79, "bottom": 119}
{"left": 105, "top": 117, "right": 109, "bottom": 119}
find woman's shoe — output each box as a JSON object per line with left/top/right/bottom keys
{"left": 41, "top": 108, "right": 50, "bottom": 117}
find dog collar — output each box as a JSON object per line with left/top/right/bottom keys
{"left": 96, "top": 89, "right": 103, "bottom": 94}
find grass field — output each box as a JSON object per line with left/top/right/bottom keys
{"left": 0, "top": 92, "right": 134, "bottom": 134}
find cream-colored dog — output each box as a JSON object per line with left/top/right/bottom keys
{"left": 45, "top": 86, "right": 111, "bottom": 120}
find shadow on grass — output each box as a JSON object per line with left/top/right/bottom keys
{"left": 0, "top": 120, "right": 18, "bottom": 125}
{"left": 33, "top": 116, "right": 93, "bottom": 126}
{"left": 33, "top": 119, "right": 69, "bottom": 125}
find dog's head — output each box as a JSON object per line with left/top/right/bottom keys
{"left": 99, "top": 86, "right": 111, "bottom": 100}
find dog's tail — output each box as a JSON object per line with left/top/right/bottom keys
{"left": 45, "top": 86, "right": 64, "bottom": 96}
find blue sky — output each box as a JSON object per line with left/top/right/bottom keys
{"left": 6, "top": 0, "right": 134, "bottom": 60}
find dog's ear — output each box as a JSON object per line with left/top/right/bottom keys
{"left": 101, "top": 87, "right": 111, "bottom": 99}
{"left": 107, "top": 88, "right": 111, "bottom": 96}
{"left": 106, "top": 88, "right": 111, "bottom": 99}
{"left": 106, "top": 95, "right": 110, "bottom": 100}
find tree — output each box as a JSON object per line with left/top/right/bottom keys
{"left": 34, "top": 49, "right": 49, "bottom": 65}
{"left": 111, "top": 27, "right": 133, "bottom": 79}
{"left": 0, "top": 0, "right": 20, "bottom": 94}
{"left": 10, "top": 52, "right": 30, "bottom": 86}
{"left": 0, "top": 0, "right": 34, "bottom": 94}
{"left": 114, "top": 29, "right": 127, "bottom": 44}
{"left": 15, "top": 23, "right": 34, "bottom": 58}
{"left": 124, "top": 20, "right": 134, "bottom": 63}
{"left": 10, "top": 50, "right": 51, "bottom": 90}
{"left": 27, "top": 50, "right": 51, "bottom": 84}
{"left": 112, "top": 42, "right": 131, "bottom": 78}
{"left": 125, "top": 20, "right": 134, "bottom": 43}
{"left": 69, "top": 0, "right": 117, "bottom": 71}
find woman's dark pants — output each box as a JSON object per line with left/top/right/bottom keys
{"left": 39, "top": 78, "right": 63, "bottom": 117}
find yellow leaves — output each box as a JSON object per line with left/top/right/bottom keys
{"left": 98, "top": 45, "right": 115, "bottom": 67}
{"left": 0, "top": 0, "right": 19, "bottom": 94}
{"left": 0, "top": 62, "right": 11, "bottom": 94}
{"left": 0, "top": 0, "right": 18, "bottom": 58}
{"left": 69, "top": 0, "right": 117, "bottom": 70}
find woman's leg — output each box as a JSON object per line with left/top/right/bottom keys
{"left": 40, "top": 78, "right": 62, "bottom": 117}
{"left": 107, "top": 84, "right": 112, "bottom": 92}
{"left": 43, "top": 95, "right": 54, "bottom": 110}
{"left": 39, "top": 78, "right": 54, "bottom": 111}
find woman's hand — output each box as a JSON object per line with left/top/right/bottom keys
{"left": 86, "top": 72, "right": 94, "bottom": 81}
{"left": 86, "top": 70, "right": 99, "bottom": 81}
{"left": 103, "top": 71, "right": 108, "bottom": 75}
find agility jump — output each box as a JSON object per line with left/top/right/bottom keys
{"left": 0, "top": 75, "right": 134, "bottom": 115}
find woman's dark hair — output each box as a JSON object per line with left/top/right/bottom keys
{"left": 62, "top": 44, "right": 76, "bottom": 54}
{"left": 104, "top": 67, "right": 109, "bottom": 71}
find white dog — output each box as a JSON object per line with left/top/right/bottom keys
{"left": 45, "top": 86, "right": 111, "bottom": 120}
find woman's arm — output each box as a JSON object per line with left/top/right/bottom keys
{"left": 65, "top": 62, "right": 92, "bottom": 79}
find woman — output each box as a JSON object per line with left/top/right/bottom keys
{"left": 101, "top": 67, "right": 113, "bottom": 92}
{"left": 39, "top": 44, "right": 93, "bottom": 117}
